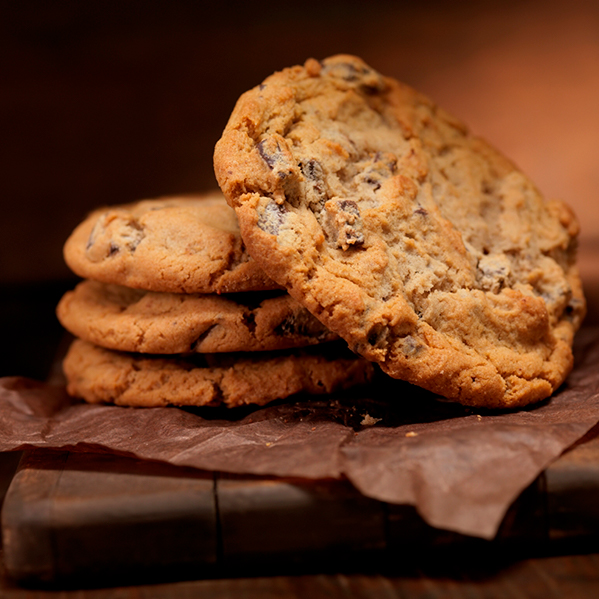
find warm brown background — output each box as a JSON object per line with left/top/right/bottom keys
{"left": 1, "top": 0, "right": 598, "bottom": 376}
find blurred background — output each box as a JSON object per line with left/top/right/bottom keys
{"left": 1, "top": 0, "right": 598, "bottom": 378}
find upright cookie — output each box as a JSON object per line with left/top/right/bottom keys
{"left": 63, "top": 339, "right": 374, "bottom": 408}
{"left": 57, "top": 280, "right": 338, "bottom": 354}
{"left": 64, "top": 191, "right": 279, "bottom": 293}
{"left": 214, "top": 54, "right": 586, "bottom": 408}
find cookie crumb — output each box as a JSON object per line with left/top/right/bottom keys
{"left": 360, "top": 413, "right": 382, "bottom": 426}
{"left": 405, "top": 431, "right": 418, "bottom": 437}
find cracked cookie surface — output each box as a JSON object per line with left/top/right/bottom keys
{"left": 214, "top": 54, "right": 586, "bottom": 408}
{"left": 63, "top": 191, "right": 279, "bottom": 293}
{"left": 63, "top": 339, "right": 373, "bottom": 408}
{"left": 57, "top": 280, "right": 338, "bottom": 354}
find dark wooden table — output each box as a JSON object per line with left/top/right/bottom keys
{"left": 2, "top": 542, "right": 599, "bottom": 598}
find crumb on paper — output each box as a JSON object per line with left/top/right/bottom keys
{"left": 477, "top": 415, "right": 483, "bottom": 421}
{"left": 265, "top": 442, "right": 272, "bottom": 447}
{"left": 361, "top": 413, "right": 382, "bottom": 426}
{"left": 405, "top": 431, "right": 418, "bottom": 437}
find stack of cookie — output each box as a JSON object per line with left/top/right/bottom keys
{"left": 57, "top": 191, "right": 374, "bottom": 408}
{"left": 60, "top": 54, "right": 586, "bottom": 412}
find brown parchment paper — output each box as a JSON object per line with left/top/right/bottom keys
{"left": 2, "top": 327, "right": 599, "bottom": 539}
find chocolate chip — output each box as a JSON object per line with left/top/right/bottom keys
{"left": 340, "top": 200, "right": 361, "bottom": 218}
{"left": 367, "top": 325, "right": 385, "bottom": 347}
{"left": 361, "top": 84, "right": 383, "bottom": 95}
{"left": 364, "top": 177, "right": 381, "bottom": 190}
{"left": 356, "top": 153, "right": 397, "bottom": 191}
{"left": 257, "top": 135, "right": 300, "bottom": 204}
{"left": 85, "top": 212, "right": 146, "bottom": 261}
{"left": 258, "top": 200, "right": 287, "bottom": 236}
{"left": 345, "top": 231, "right": 364, "bottom": 247}
{"left": 563, "top": 297, "right": 584, "bottom": 322}
{"left": 209, "top": 381, "right": 225, "bottom": 405}
{"left": 189, "top": 324, "right": 219, "bottom": 352}
{"left": 258, "top": 139, "right": 278, "bottom": 170}
{"left": 402, "top": 335, "right": 424, "bottom": 357}
{"left": 276, "top": 315, "right": 309, "bottom": 337}
{"left": 301, "top": 158, "right": 324, "bottom": 184}
{"left": 300, "top": 158, "right": 327, "bottom": 211}
{"left": 242, "top": 312, "right": 257, "bottom": 334}
{"left": 275, "top": 312, "right": 331, "bottom": 340}
{"left": 257, "top": 135, "right": 293, "bottom": 179}
{"left": 328, "top": 61, "right": 361, "bottom": 82}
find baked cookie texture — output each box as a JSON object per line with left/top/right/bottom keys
{"left": 63, "top": 191, "right": 279, "bottom": 294}
{"left": 63, "top": 339, "right": 374, "bottom": 408}
{"left": 214, "top": 54, "right": 586, "bottom": 408}
{"left": 57, "top": 280, "right": 338, "bottom": 354}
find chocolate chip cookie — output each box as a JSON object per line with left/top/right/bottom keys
{"left": 57, "top": 280, "right": 337, "bottom": 354}
{"left": 63, "top": 191, "right": 279, "bottom": 293}
{"left": 63, "top": 339, "right": 374, "bottom": 408}
{"left": 214, "top": 54, "right": 586, "bottom": 408}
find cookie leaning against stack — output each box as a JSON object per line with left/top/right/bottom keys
{"left": 214, "top": 54, "right": 586, "bottom": 409}
{"left": 58, "top": 191, "right": 374, "bottom": 408}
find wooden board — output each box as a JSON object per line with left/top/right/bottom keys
{"left": 3, "top": 430, "right": 599, "bottom": 585}
{"left": 1, "top": 450, "right": 217, "bottom": 584}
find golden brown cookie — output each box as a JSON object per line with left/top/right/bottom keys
{"left": 57, "top": 280, "right": 338, "bottom": 354}
{"left": 63, "top": 191, "right": 279, "bottom": 293}
{"left": 214, "top": 54, "right": 586, "bottom": 409}
{"left": 63, "top": 339, "right": 374, "bottom": 408}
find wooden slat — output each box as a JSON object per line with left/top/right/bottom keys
{"left": 1, "top": 450, "right": 69, "bottom": 583}
{"left": 1, "top": 449, "right": 217, "bottom": 584}
{"left": 217, "top": 473, "right": 386, "bottom": 566}
{"left": 546, "top": 428, "right": 599, "bottom": 540}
